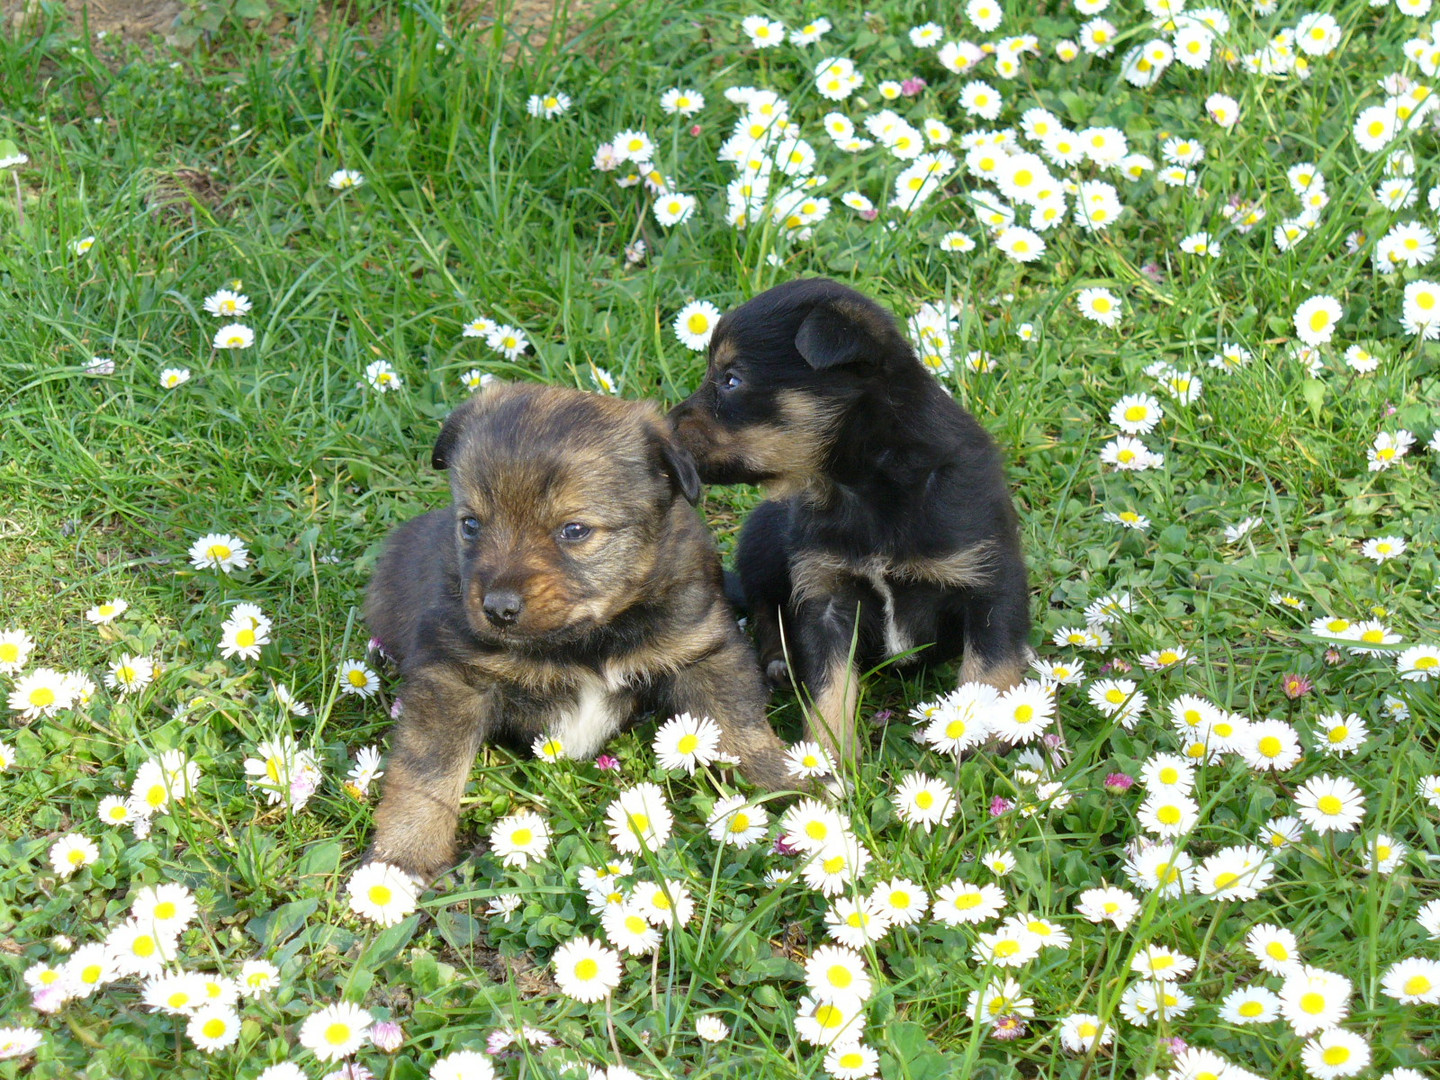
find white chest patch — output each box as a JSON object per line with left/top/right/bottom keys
{"left": 862, "top": 569, "right": 912, "bottom": 658}
{"left": 547, "top": 675, "right": 627, "bottom": 760}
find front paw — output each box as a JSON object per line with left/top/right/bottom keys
{"left": 765, "top": 658, "right": 790, "bottom": 686}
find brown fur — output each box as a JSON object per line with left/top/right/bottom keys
{"left": 365, "top": 383, "right": 793, "bottom": 882}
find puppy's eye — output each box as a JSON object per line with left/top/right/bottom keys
{"left": 557, "top": 522, "right": 592, "bottom": 542}
{"left": 718, "top": 371, "right": 742, "bottom": 392}
{"left": 460, "top": 516, "right": 481, "bottom": 539}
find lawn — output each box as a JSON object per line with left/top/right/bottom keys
{"left": 0, "top": 0, "right": 1438, "bottom": 1078}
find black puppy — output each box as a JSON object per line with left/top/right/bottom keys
{"left": 669, "top": 278, "right": 1031, "bottom": 762}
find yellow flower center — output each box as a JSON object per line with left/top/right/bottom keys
{"left": 677, "top": 733, "right": 699, "bottom": 755}
{"left": 686, "top": 313, "right": 709, "bottom": 334}
{"left": 1404, "top": 975, "right": 1431, "bottom": 995}
{"left": 511, "top": 828, "right": 532, "bottom": 846}
{"left": 829, "top": 966, "right": 853, "bottom": 988}
{"left": 1259, "top": 736, "right": 1282, "bottom": 757}
{"left": 1300, "top": 992, "right": 1324, "bottom": 1014}
{"left": 203, "top": 1018, "right": 226, "bottom": 1039}
{"left": 1323, "top": 1047, "right": 1349, "bottom": 1066}
{"left": 915, "top": 791, "right": 934, "bottom": 809}
{"left": 324, "top": 1023, "right": 352, "bottom": 1045}
{"left": 29, "top": 687, "right": 55, "bottom": 707}
{"left": 1328, "top": 726, "right": 1349, "bottom": 743}
{"left": 347, "top": 669, "right": 368, "bottom": 687}
{"left": 1317, "top": 795, "right": 1343, "bottom": 815}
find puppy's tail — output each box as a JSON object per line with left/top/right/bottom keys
{"left": 722, "top": 569, "right": 750, "bottom": 614}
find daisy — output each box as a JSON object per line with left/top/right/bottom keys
{"left": 1075, "top": 885, "right": 1140, "bottom": 929}
{"left": 525, "top": 91, "right": 571, "bottom": 119}
{"left": 1241, "top": 719, "right": 1303, "bottom": 771}
{"left": 105, "top": 918, "right": 177, "bottom": 977}
{"left": 0, "top": 628, "right": 34, "bottom": 673}
{"left": 71, "top": 235, "right": 96, "bottom": 256}
{"left": 461, "top": 315, "right": 496, "bottom": 339}
{"left": 695, "top": 1015, "right": 729, "bottom": 1043}
{"left": 973, "top": 927, "right": 1042, "bottom": 968}
{"left": 327, "top": 170, "right": 365, "bottom": 191}
{"left": 922, "top": 682, "right": 997, "bottom": 754}
{"left": 1131, "top": 944, "right": 1195, "bottom": 982}
{"left": 967, "top": 975, "right": 1034, "bottom": 1023}
{"left": 1137, "top": 792, "right": 1199, "bottom": 838}
{"left": 784, "top": 740, "right": 833, "bottom": 779}
{"left": 1089, "top": 679, "right": 1145, "bottom": 722}
{"left": 673, "top": 301, "right": 721, "bottom": 351}
{"left": 1314, "top": 712, "right": 1367, "bottom": 755}
{"left": 552, "top": 936, "right": 622, "bottom": 1002}
{"left": 213, "top": 323, "right": 254, "bottom": 350}
{"left": 780, "top": 798, "right": 851, "bottom": 853}
{"left": 824, "top": 1043, "right": 879, "bottom": 1080}
{"left": 187, "top": 1004, "right": 242, "bottom": 1052}
{"left": 1294, "top": 774, "right": 1365, "bottom": 834}
{"left": 893, "top": 773, "right": 956, "bottom": 831}
{"left": 1109, "top": 394, "right": 1162, "bottom": 434}
{"left": 1071, "top": 285, "right": 1123, "bottom": 328}
{"left": 740, "top": 15, "right": 785, "bottom": 48}
{"left": 489, "top": 811, "right": 550, "bottom": 867}
{"left": 706, "top": 794, "right": 769, "bottom": 847}
{"left": 238, "top": 959, "right": 280, "bottom": 997}
{"left": 1382, "top": 957, "right": 1440, "bottom": 1004}
{"left": 1361, "top": 535, "right": 1406, "bottom": 563}
{"left": 1300, "top": 1028, "right": 1370, "bottom": 1079}
{"left": 1248, "top": 923, "right": 1301, "bottom": 975}
{"left": 49, "top": 833, "right": 99, "bottom": 878}
{"left": 337, "top": 660, "right": 379, "bottom": 698}
{"left": 275, "top": 683, "right": 311, "bottom": 716}
{"left": 1260, "top": 815, "right": 1305, "bottom": 852}
{"left": 62, "top": 944, "right": 119, "bottom": 997}
{"left": 801, "top": 835, "right": 871, "bottom": 897}
{"left": 189, "top": 532, "right": 249, "bottom": 572}
{"left": 601, "top": 901, "right": 662, "bottom": 956}
{"left": 931, "top": 880, "right": 1006, "bottom": 926}
{"left": 298, "top": 1001, "right": 373, "bottom": 1062}
{"left": 653, "top": 192, "right": 697, "bottom": 227}
{"left": 1057, "top": 1013, "right": 1111, "bottom": 1053}
{"left": 1103, "top": 508, "right": 1150, "bottom": 530}
{"left": 981, "top": 850, "right": 1017, "bottom": 877}
{"left": 605, "top": 782, "right": 673, "bottom": 854}
{"left": 430, "top": 1051, "right": 497, "bottom": 1080}
{"left": 85, "top": 598, "right": 128, "bottom": 624}
{"left": 634, "top": 877, "right": 694, "bottom": 928}
{"left": 1119, "top": 982, "right": 1193, "bottom": 1026}
{"left": 1396, "top": 643, "right": 1440, "bottom": 680}
{"left": 143, "top": 972, "right": 209, "bottom": 1014}
{"left": 1219, "top": 984, "right": 1281, "bottom": 1024}
{"left": 1367, "top": 429, "right": 1416, "bottom": 471}
{"left": 1137, "top": 645, "right": 1190, "bottom": 671}
{"left": 794, "top": 994, "right": 866, "bottom": 1049}
{"left": 825, "top": 895, "right": 892, "bottom": 949}
{"left": 346, "top": 862, "right": 419, "bottom": 927}
{"left": 870, "top": 877, "right": 928, "bottom": 927}
{"left": 1368, "top": 833, "right": 1408, "bottom": 875}
{"left": 1196, "top": 846, "right": 1274, "bottom": 900}
{"left": 652, "top": 712, "right": 721, "bottom": 774}
{"left": 8, "top": 667, "right": 76, "bottom": 719}
{"left": 990, "top": 681, "right": 1054, "bottom": 743}
{"left": 203, "top": 289, "right": 251, "bottom": 317}
{"left": 132, "top": 882, "right": 198, "bottom": 933}
{"left": 806, "top": 944, "right": 874, "bottom": 1007}
{"left": 1293, "top": 295, "right": 1342, "bottom": 346}
{"left": 1124, "top": 843, "right": 1196, "bottom": 897}
{"left": 1030, "top": 657, "right": 1085, "bottom": 684}
{"left": 1402, "top": 279, "right": 1440, "bottom": 338}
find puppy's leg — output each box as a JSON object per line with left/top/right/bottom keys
{"left": 663, "top": 635, "right": 794, "bottom": 791}
{"left": 957, "top": 556, "right": 1032, "bottom": 692}
{"left": 791, "top": 593, "right": 864, "bottom": 765}
{"left": 735, "top": 499, "right": 795, "bottom": 685}
{"left": 369, "top": 666, "right": 491, "bottom": 884}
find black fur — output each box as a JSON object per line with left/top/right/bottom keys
{"left": 669, "top": 278, "right": 1031, "bottom": 758}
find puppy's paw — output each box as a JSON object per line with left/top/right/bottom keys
{"left": 765, "top": 658, "right": 790, "bottom": 687}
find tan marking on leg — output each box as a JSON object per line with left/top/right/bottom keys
{"left": 959, "top": 651, "right": 1027, "bottom": 692}
{"left": 807, "top": 658, "right": 861, "bottom": 764}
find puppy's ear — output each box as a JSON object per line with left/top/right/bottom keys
{"left": 651, "top": 430, "right": 703, "bottom": 505}
{"left": 431, "top": 396, "right": 483, "bottom": 470}
{"left": 794, "top": 296, "right": 898, "bottom": 370}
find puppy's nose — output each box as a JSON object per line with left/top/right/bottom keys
{"left": 482, "top": 590, "right": 524, "bottom": 626}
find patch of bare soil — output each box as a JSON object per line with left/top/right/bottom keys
{"left": 3, "top": 0, "right": 183, "bottom": 43}
{"left": 2, "top": 0, "right": 597, "bottom": 48}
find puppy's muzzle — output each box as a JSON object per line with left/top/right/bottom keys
{"left": 482, "top": 589, "right": 524, "bottom": 627}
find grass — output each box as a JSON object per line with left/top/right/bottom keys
{"left": 0, "top": 0, "right": 1438, "bottom": 1077}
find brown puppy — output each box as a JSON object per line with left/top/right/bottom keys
{"left": 365, "top": 383, "right": 793, "bottom": 882}
{"left": 669, "top": 279, "right": 1032, "bottom": 764}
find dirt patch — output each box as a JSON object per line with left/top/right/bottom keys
{"left": 3, "top": 0, "right": 184, "bottom": 42}
{"left": 2, "top": 0, "right": 598, "bottom": 47}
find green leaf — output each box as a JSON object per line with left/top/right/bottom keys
{"left": 1302, "top": 378, "right": 1325, "bottom": 423}
{"left": 247, "top": 898, "right": 317, "bottom": 948}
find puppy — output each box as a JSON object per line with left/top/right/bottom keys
{"left": 365, "top": 382, "right": 793, "bottom": 882}
{"left": 668, "top": 278, "right": 1031, "bottom": 763}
